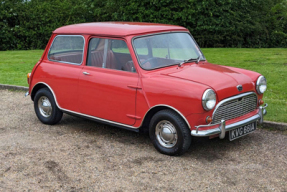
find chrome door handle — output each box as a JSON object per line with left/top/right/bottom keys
{"left": 83, "top": 72, "right": 90, "bottom": 75}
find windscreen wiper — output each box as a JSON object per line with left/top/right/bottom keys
{"left": 178, "top": 55, "right": 201, "bottom": 67}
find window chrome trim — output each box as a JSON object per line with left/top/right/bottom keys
{"left": 131, "top": 31, "right": 206, "bottom": 71}
{"left": 102, "top": 39, "right": 109, "bottom": 68}
{"left": 31, "top": 82, "right": 191, "bottom": 129}
{"left": 212, "top": 92, "right": 258, "bottom": 120}
{"left": 48, "top": 35, "right": 85, "bottom": 65}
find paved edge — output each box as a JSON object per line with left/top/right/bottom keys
{"left": 0, "top": 83, "right": 286, "bottom": 131}
{"left": 0, "top": 84, "right": 28, "bottom": 91}
{"left": 261, "top": 121, "right": 287, "bottom": 131}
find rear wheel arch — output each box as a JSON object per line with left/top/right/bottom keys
{"left": 31, "top": 83, "right": 48, "bottom": 101}
{"left": 34, "top": 87, "right": 63, "bottom": 125}
{"left": 31, "top": 83, "right": 58, "bottom": 105}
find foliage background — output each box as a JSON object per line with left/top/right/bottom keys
{"left": 1, "top": 0, "right": 287, "bottom": 50}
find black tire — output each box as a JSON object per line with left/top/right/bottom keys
{"left": 149, "top": 109, "right": 192, "bottom": 156}
{"left": 34, "top": 88, "right": 63, "bottom": 125}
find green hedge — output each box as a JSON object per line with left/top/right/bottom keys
{"left": 1, "top": 0, "right": 286, "bottom": 50}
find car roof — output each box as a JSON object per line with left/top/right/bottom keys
{"left": 53, "top": 22, "right": 188, "bottom": 37}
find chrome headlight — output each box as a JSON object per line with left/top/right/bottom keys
{"left": 256, "top": 76, "right": 267, "bottom": 94}
{"left": 202, "top": 89, "right": 216, "bottom": 111}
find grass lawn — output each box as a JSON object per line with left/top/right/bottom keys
{"left": 0, "top": 50, "right": 44, "bottom": 86}
{"left": 0, "top": 48, "right": 286, "bottom": 123}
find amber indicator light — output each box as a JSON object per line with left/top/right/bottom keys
{"left": 27, "top": 73, "right": 31, "bottom": 84}
{"left": 206, "top": 116, "right": 212, "bottom": 124}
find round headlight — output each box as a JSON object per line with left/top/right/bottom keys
{"left": 202, "top": 89, "right": 216, "bottom": 111}
{"left": 256, "top": 76, "right": 267, "bottom": 94}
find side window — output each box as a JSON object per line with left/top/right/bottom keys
{"left": 87, "top": 38, "right": 104, "bottom": 67}
{"left": 111, "top": 40, "right": 129, "bottom": 53}
{"left": 87, "top": 38, "right": 136, "bottom": 73}
{"left": 48, "top": 35, "right": 84, "bottom": 65}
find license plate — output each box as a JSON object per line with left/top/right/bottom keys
{"left": 229, "top": 122, "right": 256, "bottom": 141}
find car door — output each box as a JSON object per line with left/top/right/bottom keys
{"left": 40, "top": 35, "right": 84, "bottom": 112}
{"left": 78, "top": 37, "right": 139, "bottom": 126}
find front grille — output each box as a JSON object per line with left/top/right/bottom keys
{"left": 212, "top": 93, "right": 257, "bottom": 124}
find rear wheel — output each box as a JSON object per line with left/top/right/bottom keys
{"left": 34, "top": 88, "right": 63, "bottom": 125}
{"left": 149, "top": 109, "right": 191, "bottom": 156}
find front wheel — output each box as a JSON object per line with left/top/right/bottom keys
{"left": 34, "top": 88, "right": 63, "bottom": 125}
{"left": 149, "top": 109, "right": 192, "bottom": 156}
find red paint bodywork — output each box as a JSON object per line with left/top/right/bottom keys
{"left": 29, "top": 22, "right": 264, "bottom": 131}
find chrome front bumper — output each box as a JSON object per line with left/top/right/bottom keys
{"left": 191, "top": 103, "right": 268, "bottom": 138}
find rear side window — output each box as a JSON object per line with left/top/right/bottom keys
{"left": 48, "top": 35, "right": 84, "bottom": 65}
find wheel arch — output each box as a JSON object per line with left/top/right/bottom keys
{"left": 140, "top": 105, "right": 191, "bottom": 133}
{"left": 31, "top": 82, "right": 58, "bottom": 106}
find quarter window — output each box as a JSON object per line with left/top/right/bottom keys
{"left": 87, "top": 38, "right": 136, "bottom": 72}
{"left": 48, "top": 35, "right": 84, "bottom": 65}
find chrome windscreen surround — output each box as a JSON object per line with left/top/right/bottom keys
{"left": 212, "top": 92, "right": 257, "bottom": 124}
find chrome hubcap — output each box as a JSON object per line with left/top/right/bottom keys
{"left": 38, "top": 96, "right": 52, "bottom": 118}
{"left": 155, "top": 120, "right": 178, "bottom": 148}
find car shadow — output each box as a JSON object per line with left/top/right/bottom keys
{"left": 58, "top": 113, "right": 260, "bottom": 160}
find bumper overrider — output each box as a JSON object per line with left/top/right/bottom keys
{"left": 191, "top": 103, "right": 268, "bottom": 138}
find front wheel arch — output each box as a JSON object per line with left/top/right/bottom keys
{"left": 140, "top": 105, "right": 190, "bottom": 134}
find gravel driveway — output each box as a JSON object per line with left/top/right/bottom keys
{"left": 0, "top": 89, "right": 286, "bottom": 191}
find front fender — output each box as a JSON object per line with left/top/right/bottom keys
{"left": 142, "top": 75, "right": 209, "bottom": 117}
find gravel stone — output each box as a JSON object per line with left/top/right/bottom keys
{"left": 0, "top": 89, "right": 286, "bottom": 191}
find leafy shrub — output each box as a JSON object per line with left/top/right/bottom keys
{"left": 0, "top": 0, "right": 286, "bottom": 50}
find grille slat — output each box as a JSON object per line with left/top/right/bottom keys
{"left": 212, "top": 93, "right": 257, "bottom": 124}
{"left": 216, "top": 105, "right": 256, "bottom": 114}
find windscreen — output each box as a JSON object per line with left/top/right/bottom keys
{"left": 133, "top": 32, "right": 205, "bottom": 70}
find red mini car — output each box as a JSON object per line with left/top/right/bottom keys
{"left": 26, "top": 22, "right": 268, "bottom": 156}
